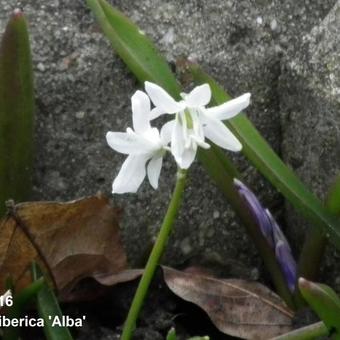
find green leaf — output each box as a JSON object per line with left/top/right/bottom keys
{"left": 0, "top": 10, "right": 35, "bottom": 217}
{"left": 31, "top": 263, "right": 73, "bottom": 340}
{"left": 189, "top": 65, "right": 340, "bottom": 248}
{"left": 165, "top": 328, "right": 210, "bottom": 340}
{"left": 166, "top": 327, "right": 177, "bottom": 340}
{"left": 86, "top": 0, "right": 181, "bottom": 98}
{"left": 3, "top": 278, "right": 44, "bottom": 340}
{"left": 325, "top": 175, "right": 340, "bottom": 216}
{"left": 299, "top": 278, "right": 340, "bottom": 336}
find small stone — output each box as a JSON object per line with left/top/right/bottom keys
{"left": 160, "top": 27, "right": 175, "bottom": 45}
{"left": 75, "top": 111, "right": 85, "bottom": 119}
{"left": 270, "top": 18, "right": 278, "bottom": 31}
{"left": 250, "top": 268, "right": 260, "bottom": 280}
{"left": 180, "top": 237, "right": 192, "bottom": 255}
{"left": 256, "top": 16, "right": 263, "bottom": 25}
{"left": 213, "top": 210, "right": 220, "bottom": 219}
{"left": 37, "top": 62, "right": 46, "bottom": 72}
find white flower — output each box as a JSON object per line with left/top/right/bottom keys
{"left": 106, "top": 90, "right": 171, "bottom": 194}
{"left": 145, "top": 81, "right": 251, "bottom": 169}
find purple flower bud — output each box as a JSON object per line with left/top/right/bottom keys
{"left": 234, "top": 178, "right": 297, "bottom": 291}
{"left": 265, "top": 209, "right": 290, "bottom": 248}
{"left": 266, "top": 209, "right": 297, "bottom": 291}
{"left": 275, "top": 241, "right": 297, "bottom": 292}
{"left": 233, "top": 178, "right": 274, "bottom": 247}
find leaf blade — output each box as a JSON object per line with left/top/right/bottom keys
{"left": 189, "top": 65, "right": 340, "bottom": 247}
{"left": 0, "top": 11, "right": 35, "bottom": 217}
{"left": 325, "top": 175, "right": 340, "bottom": 216}
{"left": 163, "top": 267, "right": 293, "bottom": 339}
{"left": 299, "top": 278, "right": 340, "bottom": 335}
{"left": 32, "top": 263, "right": 73, "bottom": 340}
{"left": 87, "top": 0, "right": 181, "bottom": 98}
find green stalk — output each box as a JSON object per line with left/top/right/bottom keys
{"left": 296, "top": 176, "right": 340, "bottom": 296}
{"left": 121, "top": 170, "right": 187, "bottom": 340}
{"left": 271, "top": 321, "right": 328, "bottom": 340}
{"left": 295, "top": 182, "right": 339, "bottom": 304}
{"left": 295, "top": 228, "right": 327, "bottom": 305}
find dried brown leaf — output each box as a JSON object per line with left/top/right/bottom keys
{"left": 93, "top": 269, "right": 143, "bottom": 286}
{"left": 163, "top": 266, "right": 293, "bottom": 339}
{"left": 0, "top": 194, "right": 127, "bottom": 294}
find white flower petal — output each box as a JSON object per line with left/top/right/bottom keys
{"left": 112, "top": 155, "right": 148, "bottom": 193}
{"left": 145, "top": 81, "right": 183, "bottom": 113}
{"left": 191, "top": 110, "right": 206, "bottom": 143}
{"left": 205, "top": 93, "right": 251, "bottom": 120}
{"left": 179, "top": 145, "right": 197, "bottom": 169}
{"left": 147, "top": 156, "right": 163, "bottom": 189}
{"left": 185, "top": 84, "right": 211, "bottom": 107}
{"left": 160, "top": 120, "right": 175, "bottom": 145}
{"left": 171, "top": 117, "right": 186, "bottom": 164}
{"left": 191, "top": 134, "right": 210, "bottom": 149}
{"left": 131, "top": 90, "right": 151, "bottom": 133}
{"left": 203, "top": 116, "right": 242, "bottom": 151}
{"left": 106, "top": 131, "right": 154, "bottom": 155}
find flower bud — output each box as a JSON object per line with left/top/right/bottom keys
{"left": 234, "top": 178, "right": 297, "bottom": 291}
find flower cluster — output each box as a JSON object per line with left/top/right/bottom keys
{"left": 234, "top": 179, "right": 297, "bottom": 292}
{"left": 107, "top": 82, "right": 250, "bottom": 194}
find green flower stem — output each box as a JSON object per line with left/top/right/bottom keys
{"left": 121, "top": 169, "right": 187, "bottom": 340}
{"left": 271, "top": 321, "right": 328, "bottom": 340}
{"left": 295, "top": 190, "right": 332, "bottom": 305}
{"left": 295, "top": 228, "right": 327, "bottom": 305}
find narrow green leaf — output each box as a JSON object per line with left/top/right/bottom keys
{"left": 31, "top": 263, "right": 73, "bottom": 340}
{"left": 86, "top": 0, "right": 181, "bottom": 98}
{"left": 299, "top": 278, "right": 340, "bottom": 336}
{"left": 3, "top": 278, "right": 44, "bottom": 340}
{"left": 325, "top": 175, "right": 340, "bottom": 216}
{"left": 189, "top": 65, "right": 340, "bottom": 248}
{"left": 0, "top": 10, "right": 35, "bottom": 217}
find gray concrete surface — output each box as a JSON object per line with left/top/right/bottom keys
{"left": 279, "top": 1, "right": 340, "bottom": 287}
{"left": 0, "top": 0, "right": 338, "bottom": 281}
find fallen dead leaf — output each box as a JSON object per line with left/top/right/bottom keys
{"left": 163, "top": 266, "right": 293, "bottom": 339}
{"left": 93, "top": 269, "right": 143, "bottom": 286}
{"left": 0, "top": 194, "right": 127, "bottom": 294}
